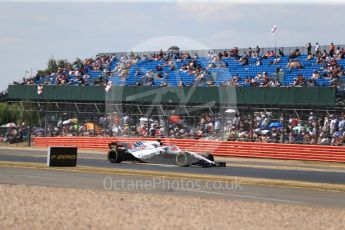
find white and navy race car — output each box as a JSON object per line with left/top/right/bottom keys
{"left": 107, "top": 140, "right": 226, "bottom": 167}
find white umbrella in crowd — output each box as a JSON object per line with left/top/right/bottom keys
{"left": 62, "top": 119, "right": 78, "bottom": 125}
{"left": 225, "top": 108, "right": 237, "bottom": 113}
{"left": 0, "top": 123, "right": 17, "bottom": 128}
{"left": 139, "top": 117, "right": 154, "bottom": 122}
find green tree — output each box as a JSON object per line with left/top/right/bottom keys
{"left": 0, "top": 91, "right": 7, "bottom": 102}
{"left": 24, "top": 56, "right": 83, "bottom": 79}
{"left": 0, "top": 103, "right": 21, "bottom": 125}
{"left": 57, "top": 59, "right": 68, "bottom": 69}
{"left": 47, "top": 58, "right": 58, "bottom": 73}
{"left": 37, "top": 69, "right": 50, "bottom": 77}
{"left": 0, "top": 102, "right": 40, "bottom": 126}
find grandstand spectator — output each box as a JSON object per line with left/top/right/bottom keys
{"left": 269, "top": 56, "right": 281, "bottom": 65}
{"left": 306, "top": 42, "right": 312, "bottom": 55}
{"left": 243, "top": 78, "right": 251, "bottom": 87}
{"left": 307, "top": 53, "right": 313, "bottom": 61}
{"left": 248, "top": 47, "right": 253, "bottom": 57}
{"left": 269, "top": 79, "right": 281, "bottom": 87}
{"left": 315, "top": 55, "right": 323, "bottom": 65}
{"left": 329, "top": 42, "right": 335, "bottom": 57}
{"left": 306, "top": 78, "right": 316, "bottom": 87}
{"left": 330, "top": 76, "right": 339, "bottom": 87}
{"left": 315, "top": 42, "right": 320, "bottom": 55}
{"left": 192, "top": 52, "right": 199, "bottom": 59}
{"left": 230, "top": 47, "right": 239, "bottom": 58}
{"left": 311, "top": 70, "right": 321, "bottom": 79}
{"left": 293, "top": 74, "right": 306, "bottom": 86}
{"left": 278, "top": 48, "right": 285, "bottom": 57}
{"left": 158, "top": 49, "right": 164, "bottom": 60}
{"left": 230, "top": 75, "right": 241, "bottom": 87}
{"left": 181, "top": 52, "right": 191, "bottom": 61}
{"left": 277, "top": 67, "right": 284, "bottom": 81}
{"left": 262, "top": 51, "right": 270, "bottom": 59}
{"left": 255, "top": 46, "right": 261, "bottom": 57}
{"left": 207, "top": 51, "right": 215, "bottom": 59}
{"left": 179, "top": 64, "right": 189, "bottom": 72}
{"left": 255, "top": 57, "right": 262, "bottom": 66}
{"left": 321, "top": 50, "right": 328, "bottom": 60}
{"left": 341, "top": 48, "right": 345, "bottom": 59}
{"left": 251, "top": 75, "right": 259, "bottom": 86}
{"left": 261, "top": 73, "right": 270, "bottom": 87}
{"left": 156, "top": 65, "right": 163, "bottom": 71}
{"left": 269, "top": 50, "right": 275, "bottom": 57}
{"left": 289, "top": 49, "right": 301, "bottom": 59}
{"left": 335, "top": 47, "right": 342, "bottom": 59}
{"left": 239, "top": 56, "right": 249, "bottom": 66}
{"left": 287, "top": 59, "right": 302, "bottom": 70}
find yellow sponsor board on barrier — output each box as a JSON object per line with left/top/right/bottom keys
{"left": 47, "top": 147, "right": 78, "bottom": 167}
{"left": 51, "top": 155, "right": 77, "bottom": 160}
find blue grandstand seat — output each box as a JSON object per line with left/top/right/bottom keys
{"left": 88, "top": 71, "right": 103, "bottom": 78}
{"left": 38, "top": 50, "right": 345, "bottom": 88}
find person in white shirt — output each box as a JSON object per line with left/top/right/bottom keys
{"left": 315, "top": 42, "right": 320, "bottom": 55}
{"left": 330, "top": 115, "right": 338, "bottom": 134}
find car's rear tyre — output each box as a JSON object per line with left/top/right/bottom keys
{"left": 107, "top": 149, "right": 123, "bottom": 163}
{"left": 176, "top": 152, "right": 192, "bottom": 167}
{"left": 201, "top": 152, "right": 214, "bottom": 162}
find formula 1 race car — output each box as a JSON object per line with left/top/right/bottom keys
{"left": 107, "top": 140, "right": 226, "bottom": 167}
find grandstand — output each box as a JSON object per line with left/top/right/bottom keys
{"left": 14, "top": 44, "right": 345, "bottom": 90}
{"left": 106, "top": 53, "right": 337, "bottom": 87}
{"left": 4, "top": 44, "right": 345, "bottom": 146}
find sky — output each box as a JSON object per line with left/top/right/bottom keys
{"left": 1, "top": 0, "right": 345, "bottom": 91}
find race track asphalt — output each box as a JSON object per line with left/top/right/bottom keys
{"left": 0, "top": 148, "right": 344, "bottom": 184}
{"left": 1, "top": 166, "right": 345, "bottom": 208}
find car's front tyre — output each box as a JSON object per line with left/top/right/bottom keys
{"left": 107, "top": 149, "right": 123, "bottom": 163}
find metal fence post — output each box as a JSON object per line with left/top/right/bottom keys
{"left": 250, "top": 109, "right": 254, "bottom": 142}
{"left": 44, "top": 112, "right": 47, "bottom": 137}
{"left": 28, "top": 126, "right": 31, "bottom": 147}
{"left": 281, "top": 110, "right": 287, "bottom": 143}
{"left": 221, "top": 110, "right": 225, "bottom": 141}
{"left": 193, "top": 113, "right": 197, "bottom": 139}
{"left": 76, "top": 113, "right": 79, "bottom": 137}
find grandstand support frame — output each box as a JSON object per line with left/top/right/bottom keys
{"left": 95, "top": 104, "right": 100, "bottom": 113}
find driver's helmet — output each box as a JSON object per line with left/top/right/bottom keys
{"left": 157, "top": 139, "right": 163, "bottom": 146}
